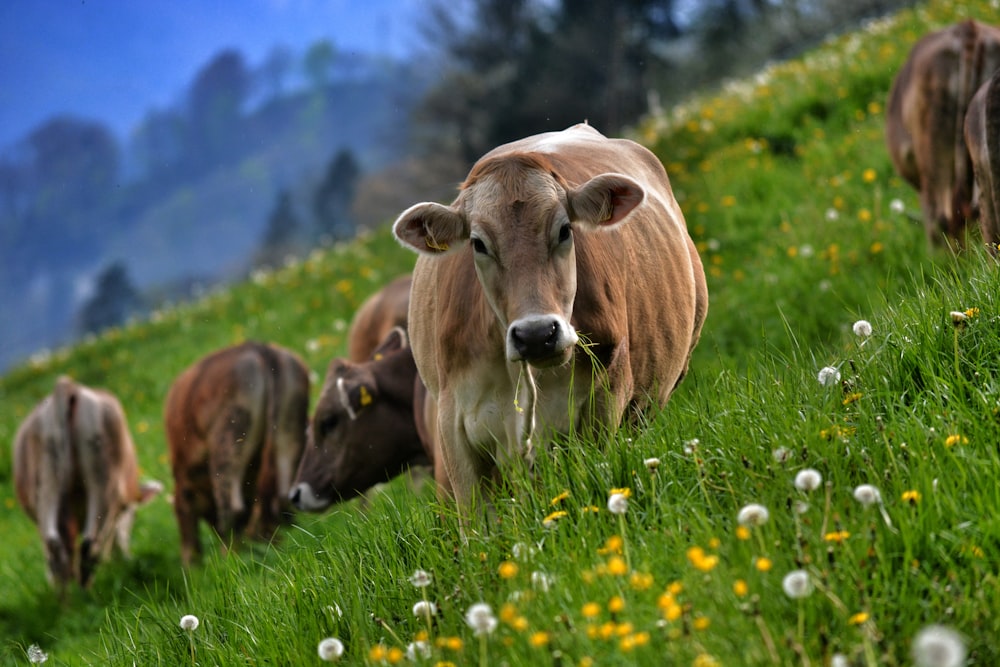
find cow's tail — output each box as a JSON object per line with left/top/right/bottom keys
{"left": 953, "top": 20, "right": 982, "bottom": 233}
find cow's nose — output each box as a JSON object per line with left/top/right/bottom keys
{"left": 288, "top": 485, "right": 303, "bottom": 508}
{"left": 507, "top": 315, "right": 577, "bottom": 363}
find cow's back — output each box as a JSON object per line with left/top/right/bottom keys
{"left": 347, "top": 274, "right": 412, "bottom": 362}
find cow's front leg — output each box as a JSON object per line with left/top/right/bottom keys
{"left": 437, "top": 392, "right": 492, "bottom": 536}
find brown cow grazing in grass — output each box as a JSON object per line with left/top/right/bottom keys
{"left": 289, "top": 326, "right": 433, "bottom": 511}
{"left": 13, "top": 376, "right": 162, "bottom": 594}
{"left": 164, "top": 341, "right": 309, "bottom": 565}
{"left": 393, "top": 123, "right": 708, "bottom": 524}
{"left": 346, "top": 273, "right": 411, "bottom": 361}
{"left": 886, "top": 19, "right": 1000, "bottom": 248}
{"left": 965, "top": 67, "right": 1000, "bottom": 251}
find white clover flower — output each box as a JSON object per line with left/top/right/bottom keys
{"left": 794, "top": 468, "right": 823, "bottom": 492}
{"left": 781, "top": 570, "right": 813, "bottom": 599}
{"left": 817, "top": 366, "right": 841, "bottom": 387}
{"left": 27, "top": 644, "right": 48, "bottom": 664}
{"left": 644, "top": 457, "right": 661, "bottom": 471}
{"left": 825, "top": 208, "right": 840, "bottom": 221}
{"left": 317, "top": 637, "right": 345, "bottom": 661}
{"left": 412, "top": 600, "right": 438, "bottom": 618}
{"left": 406, "top": 641, "right": 431, "bottom": 660}
{"left": 853, "top": 320, "right": 873, "bottom": 337}
{"left": 179, "top": 614, "right": 200, "bottom": 632}
{"left": 890, "top": 198, "right": 905, "bottom": 214}
{"left": 531, "top": 571, "right": 553, "bottom": 592}
{"left": 911, "top": 624, "right": 966, "bottom": 667}
{"left": 465, "top": 602, "right": 498, "bottom": 636}
{"left": 409, "top": 569, "right": 433, "bottom": 588}
{"left": 607, "top": 492, "right": 629, "bottom": 515}
{"left": 737, "top": 503, "right": 770, "bottom": 527}
{"left": 853, "top": 484, "right": 882, "bottom": 507}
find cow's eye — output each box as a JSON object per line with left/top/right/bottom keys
{"left": 471, "top": 237, "right": 488, "bottom": 255}
{"left": 558, "top": 223, "right": 572, "bottom": 244}
{"left": 318, "top": 415, "right": 337, "bottom": 434}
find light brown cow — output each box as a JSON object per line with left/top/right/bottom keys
{"left": 289, "top": 327, "right": 432, "bottom": 511}
{"left": 886, "top": 19, "right": 1000, "bottom": 247}
{"left": 964, "top": 67, "right": 1000, "bottom": 250}
{"left": 13, "top": 376, "right": 162, "bottom": 593}
{"left": 393, "top": 123, "right": 708, "bottom": 521}
{"left": 164, "top": 341, "right": 309, "bottom": 565}
{"left": 346, "top": 273, "right": 411, "bottom": 362}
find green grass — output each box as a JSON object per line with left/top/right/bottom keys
{"left": 2, "top": 0, "right": 999, "bottom": 664}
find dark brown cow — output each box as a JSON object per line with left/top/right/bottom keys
{"left": 346, "top": 274, "right": 411, "bottom": 362}
{"left": 886, "top": 19, "right": 1000, "bottom": 247}
{"left": 164, "top": 341, "right": 309, "bottom": 565}
{"left": 964, "top": 67, "right": 1000, "bottom": 250}
{"left": 393, "top": 123, "right": 708, "bottom": 521}
{"left": 13, "top": 376, "right": 162, "bottom": 593}
{"left": 289, "top": 327, "right": 432, "bottom": 511}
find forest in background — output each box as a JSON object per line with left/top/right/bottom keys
{"left": 0, "top": 0, "right": 914, "bottom": 372}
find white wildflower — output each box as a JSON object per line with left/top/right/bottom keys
{"left": 781, "top": 570, "right": 813, "bottom": 599}
{"left": 409, "top": 569, "right": 433, "bottom": 588}
{"left": 853, "top": 320, "right": 873, "bottom": 337}
{"left": 890, "top": 198, "right": 905, "bottom": 214}
{"left": 831, "top": 653, "right": 848, "bottom": 667}
{"left": 179, "top": 614, "right": 199, "bottom": 631}
{"left": 607, "top": 492, "right": 629, "bottom": 515}
{"left": 317, "top": 637, "right": 345, "bottom": 661}
{"left": 644, "top": 457, "right": 661, "bottom": 472}
{"left": 772, "top": 446, "right": 792, "bottom": 463}
{"left": 737, "top": 503, "right": 770, "bottom": 527}
{"left": 853, "top": 484, "right": 881, "bottom": 507}
{"left": 817, "top": 366, "right": 841, "bottom": 387}
{"left": 406, "top": 641, "right": 432, "bottom": 660}
{"left": 794, "top": 468, "right": 823, "bottom": 492}
{"left": 412, "top": 600, "right": 438, "bottom": 619}
{"left": 27, "top": 645, "right": 48, "bottom": 664}
{"left": 911, "top": 624, "right": 966, "bottom": 667}
{"left": 825, "top": 208, "right": 840, "bottom": 221}
{"left": 531, "top": 571, "right": 553, "bottom": 592}
{"left": 465, "top": 602, "right": 498, "bottom": 636}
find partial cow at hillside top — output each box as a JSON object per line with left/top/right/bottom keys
{"left": 346, "top": 273, "right": 411, "bottom": 362}
{"left": 13, "top": 376, "right": 162, "bottom": 594}
{"left": 393, "top": 123, "right": 708, "bottom": 522}
{"left": 164, "top": 341, "right": 309, "bottom": 565}
{"left": 886, "top": 19, "right": 1000, "bottom": 248}
{"left": 964, "top": 67, "right": 1000, "bottom": 252}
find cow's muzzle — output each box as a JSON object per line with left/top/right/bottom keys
{"left": 507, "top": 314, "right": 578, "bottom": 367}
{"left": 289, "top": 482, "right": 332, "bottom": 512}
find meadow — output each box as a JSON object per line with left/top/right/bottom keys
{"left": 2, "top": 0, "right": 999, "bottom": 664}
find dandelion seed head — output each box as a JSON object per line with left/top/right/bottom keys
{"left": 27, "top": 645, "right": 48, "bottom": 664}
{"left": 644, "top": 457, "right": 661, "bottom": 471}
{"left": 794, "top": 468, "right": 823, "bottom": 492}
{"left": 817, "top": 366, "right": 841, "bottom": 387}
{"left": 782, "top": 570, "right": 813, "bottom": 598}
{"left": 831, "top": 654, "right": 848, "bottom": 667}
{"left": 412, "top": 600, "right": 438, "bottom": 618}
{"left": 853, "top": 484, "right": 881, "bottom": 506}
{"left": 409, "top": 569, "right": 433, "bottom": 588}
{"left": 465, "top": 602, "right": 498, "bottom": 636}
{"left": 772, "top": 446, "right": 792, "bottom": 463}
{"left": 531, "top": 571, "right": 553, "bottom": 592}
{"left": 317, "top": 637, "right": 345, "bottom": 661}
{"left": 912, "top": 625, "right": 966, "bottom": 667}
{"left": 890, "top": 198, "right": 905, "bottom": 214}
{"left": 179, "top": 614, "right": 199, "bottom": 632}
{"left": 607, "top": 492, "right": 629, "bottom": 515}
{"left": 406, "top": 641, "right": 431, "bottom": 661}
{"left": 737, "top": 503, "right": 770, "bottom": 527}
{"left": 825, "top": 208, "right": 840, "bottom": 221}
{"left": 853, "top": 319, "right": 873, "bottom": 337}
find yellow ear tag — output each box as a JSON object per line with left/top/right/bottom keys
{"left": 359, "top": 385, "right": 373, "bottom": 407}
{"left": 373, "top": 353, "right": 383, "bottom": 361}
{"left": 425, "top": 238, "right": 449, "bottom": 251}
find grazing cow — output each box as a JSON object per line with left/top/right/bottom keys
{"left": 13, "top": 376, "right": 162, "bottom": 593}
{"left": 393, "top": 123, "right": 708, "bottom": 519}
{"left": 964, "top": 67, "right": 1000, "bottom": 251}
{"left": 886, "top": 19, "right": 1000, "bottom": 247}
{"left": 346, "top": 274, "right": 411, "bottom": 362}
{"left": 289, "top": 327, "right": 432, "bottom": 511}
{"left": 164, "top": 341, "right": 309, "bottom": 565}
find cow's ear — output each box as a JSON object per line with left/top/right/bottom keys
{"left": 372, "top": 326, "right": 408, "bottom": 361}
{"left": 336, "top": 375, "right": 377, "bottom": 420}
{"left": 567, "top": 174, "right": 645, "bottom": 229}
{"left": 393, "top": 202, "right": 468, "bottom": 255}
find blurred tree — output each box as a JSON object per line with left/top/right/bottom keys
{"left": 313, "top": 148, "right": 361, "bottom": 243}
{"left": 254, "top": 188, "right": 302, "bottom": 269}
{"left": 259, "top": 45, "right": 295, "bottom": 99}
{"left": 304, "top": 39, "right": 336, "bottom": 91}
{"left": 131, "top": 108, "right": 187, "bottom": 183}
{"left": 186, "top": 49, "right": 250, "bottom": 169}
{"left": 77, "top": 261, "right": 142, "bottom": 336}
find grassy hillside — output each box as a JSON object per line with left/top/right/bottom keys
{"left": 2, "top": 0, "right": 999, "bottom": 664}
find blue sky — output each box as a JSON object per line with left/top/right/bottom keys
{"left": 0, "top": 0, "right": 424, "bottom": 148}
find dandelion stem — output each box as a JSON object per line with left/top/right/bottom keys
{"left": 479, "top": 633, "right": 488, "bottom": 667}
{"left": 618, "top": 513, "right": 631, "bottom": 570}
{"left": 953, "top": 326, "right": 961, "bottom": 381}
{"left": 753, "top": 612, "right": 781, "bottom": 664}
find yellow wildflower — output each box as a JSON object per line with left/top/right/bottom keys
{"left": 529, "top": 632, "right": 549, "bottom": 647}
{"left": 824, "top": 530, "right": 851, "bottom": 543}
{"left": 609, "top": 487, "right": 632, "bottom": 498}
{"left": 608, "top": 595, "right": 626, "bottom": 613}
{"left": 736, "top": 525, "right": 751, "bottom": 541}
{"left": 842, "top": 392, "right": 863, "bottom": 406}
{"left": 944, "top": 434, "right": 967, "bottom": 447}
{"left": 498, "top": 561, "right": 518, "bottom": 579}
{"left": 542, "top": 510, "right": 567, "bottom": 526}
{"left": 755, "top": 557, "right": 773, "bottom": 572}
{"left": 550, "top": 490, "right": 570, "bottom": 505}
{"left": 693, "top": 616, "right": 711, "bottom": 631}
{"left": 902, "top": 490, "right": 921, "bottom": 505}
{"left": 387, "top": 647, "right": 404, "bottom": 663}
{"left": 668, "top": 581, "right": 684, "bottom": 595}
{"left": 862, "top": 168, "right": 877, "bottom": 183}
{"left": 369, "top": 645, "right": 388, "bottom": 661}
{"left": 582, "top": 602, "right": 601, "bottom": 618}
{"left": 607, "top": 556, "right": 629, "bottom": 576}
{"left": 849, "top": 612, "right": 870, "bottom": 625}
{"left": 694, "top": 654, "right": 721, "bottom": 667}
{"left": 629, "top": 571, "right": 654, "bottom": 591}
{"left": 598, "top": 535, "right": 624, "bottom": 554}
{"left": 733, "top": 579, "right": 749, "bottom": 596}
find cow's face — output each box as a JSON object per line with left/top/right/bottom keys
{"left": 289, "top": 330, "right": 420, "bottom": 511}
{"left": 394, "top": 163, "right": 645, "bottom": 368}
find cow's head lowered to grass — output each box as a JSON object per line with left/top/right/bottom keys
{"left": 393, "top": 154, "right": 645, "bottom": 369}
